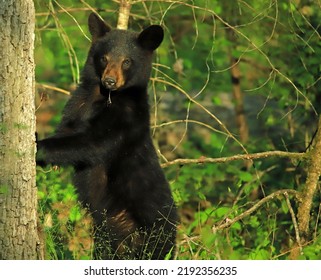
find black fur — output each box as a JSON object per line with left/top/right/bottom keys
{"left": 37, "top": 13, "right": 178, "bottom": 259}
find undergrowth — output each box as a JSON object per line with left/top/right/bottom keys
{"left": 37, "top": 164, "right": 321, "bottom": 260}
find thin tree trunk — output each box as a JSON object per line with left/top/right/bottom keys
{"left": 222, "top": 1, "right": 249, "bottom": 145}
{"left": 290, "top": 116, "right": 321, "bottom": 259}
{"left": 117, "top": 0, "right": 131, "bottom": 30}
{"left": 0, "top": 0, "right": 41, "bottom": 259}
{"left": 229, "top": 56, "right": 249, "bottom": 143}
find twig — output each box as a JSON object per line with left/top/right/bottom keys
{"left": 35, "top": 7, "right": 113, "bottom": 17}
{"left": 161, "top": 150, "right": 306, "bottom": 168}
{"left": 314, "top": 203, "right": 321, "bottom": 240}
{"left": 152, "top": 119, "right": 228, "bottom": 136}
{"left": 49, "top": 1, "right": 80, "bottom": 84}
{"left": 53, "top": 0, "right": 91, "bottom": 42}
{"left": 151, "top": 77, "right": 248, "bottom": 154}
{"left": 284, "top": 192, "right": 302, "bottom": 255}
{"left": 36, "top": 83, "right": 70, "bottom": 95}
{"left": 212, "top": 189, "right": 301, "bottom": 232}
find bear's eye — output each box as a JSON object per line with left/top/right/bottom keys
{"left": 100, "top": 56, "right": 108, "bottom": 64}
{"left": 122, "top": 58, "right": 131, "bottom": 69}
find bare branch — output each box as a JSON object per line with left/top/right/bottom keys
{"left": 152, "top": 119, "right": 229, "bottom": 137}
{"left": 212, "top": 189, "right": 301, "bottom": 232}
{"left": 161, "top": 150, "right": 306, "bottom": 168}
{"left": 36, "top": 83, "right": 70, "bottom": 95}
{"left": 285, "top": 192, "right": 302, "bottom": 257}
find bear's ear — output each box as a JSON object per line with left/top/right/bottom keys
{"left": 88, "top": 13, "right": 111, "bottom": 42}
{"left": 137, "top": 25, "right": 164, "bottom": 51}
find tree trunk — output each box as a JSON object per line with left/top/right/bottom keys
{"left": 0, "top": 0, "right": 41, "bottom": 259}
{"left": 222, "top": 1, "right": 249, "bottom": 145}
{"left": 289, "top": 116, "right": 321, "bottom": 259}
{"left": 229, "top": 56, "right": 249, "bottom": 144}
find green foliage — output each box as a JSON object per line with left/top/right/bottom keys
{"left": 37, "top": 167, "right": 93, "bottom": 260}
{"left": 301, "top": 236, "right": 321, "bottom": 260}
{"left": 35, "top": 0, "right": 321, "bottom": 259}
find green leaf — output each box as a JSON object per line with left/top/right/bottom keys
{"left": 249, "top": 249, "right": 269, "bottom": 260}
{"left": 239, "top": 171, "right": 253, "bottom": 182}
{"left": 69, "top": 205, "right": 82, "bottom": 222}
{"left": 231, "top": 221, "right": 241, "bottom": 230}
{"left": 215, "top": 207, "right": 231, "bottom": 218}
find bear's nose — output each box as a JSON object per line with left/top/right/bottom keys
{"left": 103, "top": 77, "right": 116, "bottom": 89}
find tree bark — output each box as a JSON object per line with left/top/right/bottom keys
{"left": 290, "top": 116, "right": 321, "bottom": 259}
{"left": 0, "top": 0, "right": 41, "bottom": 259}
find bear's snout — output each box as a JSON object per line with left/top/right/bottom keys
{"left": 102, "top": 76, "right": 117, "bottom": 90}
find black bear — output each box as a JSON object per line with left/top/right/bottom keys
{"left": 37, "top": 13, "right": 178, "bottom": 260}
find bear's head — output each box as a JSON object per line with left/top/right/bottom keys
{"left": 87, "top": 13, "right": 164, "bottom": 92}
